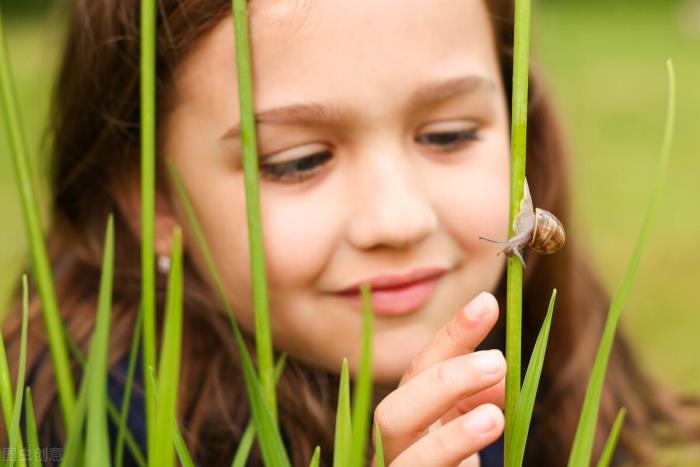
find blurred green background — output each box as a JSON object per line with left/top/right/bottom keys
{"left": 1, "top": 0, "right": 698, "bottom": 437}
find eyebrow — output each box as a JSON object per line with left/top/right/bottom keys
{"left": 220, "top": 74, "right": 496, "bottom": 140}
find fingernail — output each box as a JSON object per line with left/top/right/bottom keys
{"left": 477, "top": 350, "right": 503, "bottom": 373}
{"left": 467, "top": 292, "right": 489, "bottom": 320}
{"left": 464, "top": 405, "right": 496, "bottom": 433}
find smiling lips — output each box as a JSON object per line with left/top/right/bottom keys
{"left": 334, "top": 266, "right": 448, "bottom": 315}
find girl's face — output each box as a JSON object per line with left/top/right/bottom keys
{"left": 161, "top": 0, "right": 510, "bottom": 384}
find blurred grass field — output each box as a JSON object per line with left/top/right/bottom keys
{"left": 1, "top": 0, "right": 698, "bottom": 406}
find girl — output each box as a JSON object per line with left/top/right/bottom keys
{"left": 2, "top": 0, "right": 699, "bottom": 465}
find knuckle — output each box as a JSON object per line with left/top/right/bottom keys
{"left": 436, "top": 360, "right": 457, "bottom": 393}
{"left": 433, "top": 424, "right": 455, "bottom": 455}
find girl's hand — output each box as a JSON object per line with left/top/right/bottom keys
{"left": 372, "top": 292, "right": 505, "bottom": 467}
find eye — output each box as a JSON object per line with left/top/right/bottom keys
{"left": 259, "top": 150, "right": 333, "bottom": 183}
{"left": 415, "top": 124, "right": 480, "bottom": 151}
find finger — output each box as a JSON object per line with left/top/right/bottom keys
{"left": 458, "top": 454, "right": 481, "bottom": 467}
{"left": 439, "top": 378, "right": 505, "bottom": 426}
{"left": 375, "top": 350, "right": 505, "bottom": 461}
{"left": 399, "top": 292, "right": 499, "bottom": 387}
{"left": 391, "top": 404, "right": 503, "bottom": 467}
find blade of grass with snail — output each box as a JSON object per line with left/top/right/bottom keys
{"left": 24, "top": 388, "right": 40, "bottom": 467}
{"left": 84, "top": 215, "right": 115, "bottom": 466}
{"left": 230, "top": 354, "right": 287, "bottom": 467}
{"left": 349, "top": 285, "right": 374, "bottom": 467}
{"left": 333, "top": 358, "right": 352, "bottom": 467}
{"left": 0, "top": 1, "right": 76, "bottom": 430}
{"left": 167, "top": 160, "right": 291, "bottom": 465}
{"left": 7, "top": 275, "right": 29, "bottom": 467}
{"left": 504, "top": 0, "right": 532, "bottom": 456}
{"left": 114, "top": 306, "right": 144, "bottom": 467}
{"left": 152, "top": 228, "right": 184, "bottom": 467}
{"left": 505, "top": 289, "right": 556, "bottom": 467}
{"left": 567, "top": 59, "right": 676, "bottom": 467}
{"left": 139, "top": 0, "right": 158, "bottom": 457}
{"left": 595, "top": 408, "right": 627, "bottom": 467}
{"left": 230, "top": 0, "right": 278, "bottom": 423}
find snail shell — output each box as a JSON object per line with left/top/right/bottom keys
{"left": 479, "top": 178, "right": 565, "bottom": 267}
{"left": 531, "top": 208, "right": 565, "bottom": 254}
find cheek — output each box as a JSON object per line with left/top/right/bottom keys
{"left": 259, "top": 184, "right": 343, "bottom": 290}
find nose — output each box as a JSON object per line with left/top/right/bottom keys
{"left": 346, "top": 147, "right": 438, "bottom": 251}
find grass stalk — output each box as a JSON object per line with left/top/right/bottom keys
{"left": 504, "top": 0, "right": 532, "bottom": 458}
{"left": 0, "top": 1, "right": 75, "bottom": 432}
{"left": 595, "top": 408, "right": 627, "bottom": 467}
{"left": 84, "top": 215, "right": 115, "bottom": 466}
{"left": 6, "top": 275, "right": 29, "bottom": 467}
{"left": 230, "top": 0, "right": 278, "bottom": 423}
{"left": 333, "top": 358, "right": 352, "bottom": 467}
{"left": 567, "top": 59, "right": 676, "bottom": 467}
{"left": 23, "top": 388, "right": 40, "bottom": 467}
{"left": 153, "top": 227, "right": 184, "bottom": 467}
{"left": 114, "top": 307, "right": 143, "bottom": 467}
{"left": 139, "top": 0, "right": 158, "bottom": 460}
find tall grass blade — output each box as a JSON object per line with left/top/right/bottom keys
{"left": 506, "top": 289, "right": 556, "bottom": 467}
{"left": 373, "top": 422, "right": 385, "bottom": 467}
{"left": 167, "top": 160, "right": 291, "bottom": 465}
{"left": 23, "top": 388, "right": 40, "bottom": 467}
{"left": 595, "top": 408, "right": 627, "bottom": 467}
{"left": 61, "top": 319, "right": 146, "bottom": 466}
{"left": 84, "top": 215, "right": 115, "bottom": 466}
{"left": 333, "top": 358, "right": 352, "bottom": 467}
{"left": 567, "top": 59, "right": 676, "bottom": 467}
{"left": 230, "top": 0, "right": 277, "bottom": 423}
{"left": 173, "top": 424, "right": 195, "bottom": 467}
{"left": 504, "top": 0, "right": 532, "bottom": 456}
{"left": 139, "top": 0, "right": 158, "bottom": 458}
{"left": 59, "top": 371, "right": 88, "bottom": 467}
{"left": 231, "top": 354, "right": 287, "bottom": 467}
{"left": 309, "top": 446, "right": 321, "bottom": 467}
{"left": 0, "top": 1, "right": 75, "bottom": 431}
{"left": 114, "top": 307, "right": 144, "bottom": 467}
{"left": 153, "top": 228, "right": 184, "bottom": 467}
{"left": 349, "top": 285, "right": 374, "bottom": 467}
{"left": 7, "top": 275, "right": 29, "bottom": 467}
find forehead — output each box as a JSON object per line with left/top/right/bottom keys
{"left": 174, "top": 0, "right": 499, "bottom": 115}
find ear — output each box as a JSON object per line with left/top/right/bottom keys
{"left": 112, "top": 176, "right": 181, "bottom": 258}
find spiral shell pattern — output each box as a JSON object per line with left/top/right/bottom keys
{"left": 530, "top": 208, "right": 565, "bottom": 254}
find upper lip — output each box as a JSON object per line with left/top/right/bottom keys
{"left": 335, "top": 266, "right": 449, "bottom": 294}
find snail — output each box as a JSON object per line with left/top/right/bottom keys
{"left": 479, "top": 178, "right": 565, "bottom": 268}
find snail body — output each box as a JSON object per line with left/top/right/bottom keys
{"left": 479, "top": 178, "right": 565, "bottom": 267}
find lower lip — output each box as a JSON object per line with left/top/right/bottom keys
{"left": 336, "top": 275, "right": 444, "bottom": 316}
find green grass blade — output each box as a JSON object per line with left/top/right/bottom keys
{"left": 230, "top": 354, "right": 287, "bottom": 467}
{"left": 23, "top": 388, "right": 40, "bottom": 467}
{"left": 230, "top": 0, "right": 277, "bottom": 424}
{"left": 7, "top": 275, "right": 29, "bottom": 467}
{"left": 506, "top": 289, "right": 556, "bottom": 467}
{"left": 173, "top": 424, "right": 195, "bottom": 467}
{"left": 349, "top": 285, "right": 374, "bottom": 467}
{"left": 504, "top": 0, "right": 532, "bottom": 457}
{"left": 0, "top": 1, "right": 76, "bottom": 432}
{"left": 153, "top": 228, "right": 184, "bottom": 467}
{"left": 84, "top": 215, "right": 115, "bottom": 466}
{"left": 62, "top": 326, "right": 146, "bottom": 467}
{"left": 308, "top": 446, "right": 321, "bottom": 467}
{"left": 333, "top": 358, "right": 352, "bottom": 467}
{"left": 169, "top": 156, "right": 291, "bottom": 465}
{"left": 114, "top": 307, "right": 144, "bottom": 467}
{"left": 59, "top": 372, "right": 88, "bottom": 467}
{"left": 139, "top": 0, "right": 158, "bottom": 460}
{"left": 373, "top": 422, "right": 385, "bottom": 467}
{"left": 567, "top": 59, "right": 676, "bottom": 467}
{"left": 595, "top": 408, "right": 627, "bottom": 467}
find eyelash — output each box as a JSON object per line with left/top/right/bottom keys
{"left": 259, "top": 128, "right": 480, "bottom": 183}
